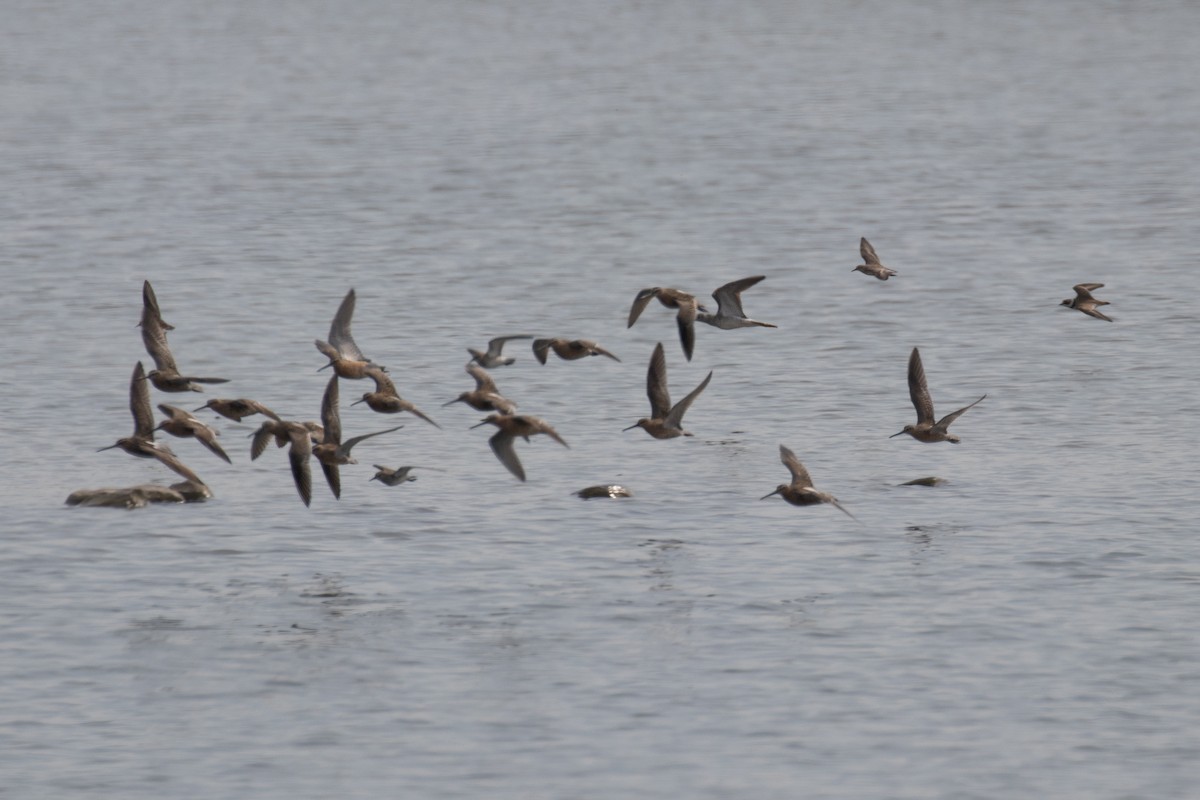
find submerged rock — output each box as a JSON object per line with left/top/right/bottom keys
{"left": 575, "top": 485, "right": 633, "bottom": 499}
{"left": 899, "top": 476, "right": 946, "bottom": 487}
{"left": 65, "top": 481, "right": 212, "bottom": 509}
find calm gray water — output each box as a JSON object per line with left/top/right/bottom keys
{"left": 3, "top": 1, "right": 1199, "bottom": 797}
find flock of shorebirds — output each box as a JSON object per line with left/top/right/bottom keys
{"left": 89, "top": 238, "right": 1115, "bottom": 513}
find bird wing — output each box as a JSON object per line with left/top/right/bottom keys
{"left": 936, "top": 395, "right": 986, "bottom": 432}
{"left": 532, "top": 339, "right": 552, "bottom": 364}
{"left": 156, "top": 404, "right": 189, "bottom": 423}
{"left": 250, "top": 422, "right": 276, "bottom": 460}
{"left": 487, "top": 335, "right": 532, "bottom": 357}
{"left": 287, "top": 430, "right": 313, "bottom": 506}
{"left": 1073, "top": 283, "right": 1102, "bottom": 300}
{"left": 860, "top": 238, "right": 881, "bottom": 266}
{"left": 320, "top": 375, "right": 342, "bottom": 445}
{"left": 907, "top": 347, "right": 935, "bottom": 425}
{"left": 250, "top": 400, "right": 282, "bottom": 422}
{"left": 627, "top": 288, "right": 658, "bottom": 327}
{"left": 712, "top": 276, "right": 766, "bottom": 318}
{"left": 130, "top": 362, "right": 155, "bottom": 438}
{"left": 319, "top": 460, "right": 341, "bottom": 499}
{"left": 779, "top": 444, "right": 814, "bottom": 488}
{"left": 666, "top": 370, "right": 713, "bottom": 429}
{"left": 468, "top": 364, "right": 499, "bottom": 393}
{"left": 327, "top": 289, "right": 368, "bottom": 360}
{"left": 646, "top": 342, "right": 672, "bottom": 418}
{"left": 339, "top": 426, "right": 403, "bottom": 458}
{"left": 365, "top": 366, "right": 397, "bottom": 395}
{"left": 150, "top": 445, "right": 203, "bottom": 485}
{"left": 488, "top": 430, "right": 525, "bottom": 481}
{"left": 194, "top": 425, "right": 232, "bottom": 464}
{"left": 141, "top": 314, "right": 178, "bottom": 372}
{"left": 591, "top": 344, "right": 621, "bottom": 362}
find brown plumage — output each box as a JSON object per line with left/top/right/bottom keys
{"left": 97, "top": 362, "right": 205, "bottom": 486}
{"left": 623, "top": 342, "right": 713, "bottom": 439}
{"left": 760, "top": 444, "right": 855, "bottom": 519}
{"left": 138, "top": 282, "right": 229, "bottom": 392}
{"left": 891, "top": 347, "right": 985, "bottom": 444}
{"left": 532, "top": 338, "right": 620, "bottom": 364}
{"left": 472, "top": 414, "right": 569, "bottom": 482}
{"left": 467, "top": 335, "right": 534, "bottom": 367}
{"left": 852, "top": 237, "right": 898, "bottom": 280}
{"left": 442, "top": 364, "right": 518, "bottom": 415}
{"left": 1060, "top": 283, "right": 1113, "bottom": 321}
{"left": 312, "top": 375, "right": 402, "bottom": 499}
{"left": 193, "top": 398, "right": 281, "bottom": 423}
{"left": 350, "top": 367, "right": 440, "bottom": 427}
{"left": 314, "top": 288, "right": 387, "bottom": 378}
{"left": 627, "top": 286, "right": 703, "bottom": 361}
{"left": 156, "top": 404, "right": 232, "bottom": 464}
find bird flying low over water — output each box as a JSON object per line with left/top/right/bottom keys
{"left": 351, "top": 366, "right": 440, "bottom": 428}
{"left": 98, "top": 362, "right": 206, "bottom": 486}
{"left": 194, "top": 397, "right": 281, "bottom": 423}
{"left": 156, "top": 404, "right": 232, "bottom": 464}
{"left": 891, "top": 347, "right": 985, "bottom": 444}
{"left": 467, "top": 335, "right": 534, "bottom": 367}
{"left": 761, "top": 444, "right": 855, "bottom": 519}
{"left": 472, "top": 414, "right": 569, "bottom": 482}
{"left": 1060, "top": 283, "right": 1113, "bottom": 321}
{"left": 623, "top": 342, "right": 713, "bottom": 439}
{"left": 627, "top": 286, "right": 704, "bottom": 361}
{"left": 314, "top": 288, "right": 387, "bottom": 378}
{"left": 369, "top": 465, "right": 444, "bottom": 486}
{"left": 443, "top": 364, "right": 518, "bottom": 415}
{"left": 852, "top": 237, "right": 898, "bottom": 280}
{"left": 312, "top": 375, "right": 402, "bottom": 499}
{"left": 532, "top": 338, "right": 621, "bottom": 364}
{"left": 695, "top": 276, "right": 777, "bottom": 329}
{"left": 248, "top": 419, "right": 323, "bottom": 506}
{"left": 139, "top": 282, "right": 229, "bottom": 392}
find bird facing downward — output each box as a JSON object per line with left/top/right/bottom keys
{"left": 623, "top": 342, "right": 713, "bottom": 439}
{"left": 891, "top": 347, "right": 985, "bottom": 444}
{"left": 627, "top": 286, "right": 704, "bottom": 361}
{"left": 760, "top": 444, "right": 856, "bottom": 519}
{"left": 1060, "top": 283, "right": 1113, "bottom": 321}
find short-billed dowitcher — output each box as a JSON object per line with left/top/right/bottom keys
{"left": 695, "top": 276, "right": 778, "bottom": 329}
{"left": 467, "top": 335, "right": 534, "bottom": 367}
{"left": 369, "top": 465, "right": 444, "bottom": 486}
{"left": 891, "top": 347, "right": 986, "bottom": 444}
{"left": 761, "top": 444, "right": 856, "bottom": 519}
{"left": 627, "top": 287, "right": 704, "bottom": 361}
{"left": 193, "top": 398, "right": 281, "bottom": 423}
{"left": 156, "top": 404, "right": 232, "bottom": 464}
{"left": 1060, "top": 283, "right": 1113, "bottom": 321}
{"left": 313, "top": 375, "right": 403, "bottom": 499}
{"left": 852, "top": 237, "right": 898, "bottom": 280}
{"left": 532, "top": 338, "right": 621, "bottom": 364}
{"left": 314, "top": 289, "right": 388, "bottom": 378}
{"left": 247, "top": 418, "right": 318, "bottom": 506}
{"left": 98, "top": 362, "right": 205, "bottom": 485}
{"left": 350, "top": 367, "right": 440, "bottom": 427}
{"left": 472, "top": 414, "right": 569, "bottom": 482}
{"left": 138, "top": 286, "right": 229, "bottom": 392}
{"left": 249, "top": 420, "right": 323, "bottom": 460}
{"left": 623, "top": 342, "right": 713, "bottom": 439}
{"left": 442, "top": 364, "right": 518, "bottom": 415}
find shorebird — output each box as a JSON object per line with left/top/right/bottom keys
{"left": 138, "top": 285, "right": 229, "bottom": 393}
{"left": 351, "top": 367, "right": 440, "bottom": 427}
{"left": 1060, "top": 283, "right": 1113, "bottom": 321}
{"left": 760, "top": 444, "right": 855, "bottom": 519}
{"left": 852, "top": 237, "right": 898, "bottom": 280}
{"left": 139, "top": 280, "right": 173, "bottom": 331}
{"left": 156, "top": 404, "right": 232, "bottom": 463}
{"left": 194, "top": 398, "right": 281, "bottom": 423}
{"left": 467, "top": 335, "right": 534, "bottom": 367}
{"left": 250, "top": 419, "right": 323, "bottom": 461}
{"left": 442, "top": 364, "right": 518, "bottom": 415}
{"left": 369, "top": 465, "right": 444, "bottom": 486}
{"left": 314, "top": 288, "right": 387, "bottom": 378}
{"left": 98, "top": 362, "right": 205, "bottom": 485}
{"left": 623, "top": 342, "right": 713, "bottom": 439}
{"left": 313, "top": 375, "right": 402, "bottom": 499}
{"left": 627, "top": 286, "right": 704, "bottom": 361}
{"left": 695, "top": 276, "right": 778, "bottom": 329}
{"left": 891, "top": 347, "right": 986, "bottom": 443}
{"left": 472, "top": 414, "right": 569, "bottom": 482}
{"left": 532, "top": 338, "right": 620, "bottom": 364}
